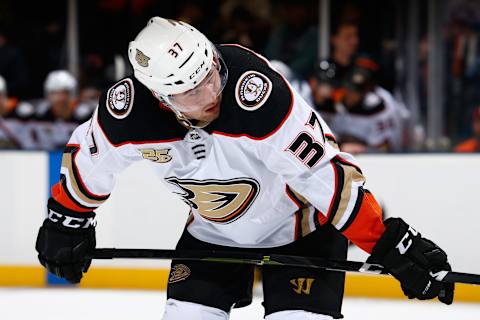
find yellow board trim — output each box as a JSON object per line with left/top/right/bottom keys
{"left": 0, "top": 266, "right": 45, "bottom": 287}
{"left": 79, "top": 268, "right": 171, "bottom": 290}
{"left": 80, "top": 268, "right": 480, "bottom": 302}
{"left": 2, "top": 265, "right": 480, "bottom": 303}
{"left": 345, "top": 274, "right": 480, "bottom": 303}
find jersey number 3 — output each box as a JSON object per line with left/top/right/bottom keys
{"left": 286, "top": 112, "right": 325, "bottom": 169}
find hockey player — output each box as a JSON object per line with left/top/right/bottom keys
{"left": 36, "top": 18, "right": 454, "bottom": 319}
{"left": 311, "top": 64, "right": 405, "bottom": 154}
{"left": 0, "top": 75, "right": 36, "bottom": 149}
{"left": 307, "top": 60, "right": 337, "bottom": 118}
{"left": 31, "top": 70, "right": 93, "bottom": 150}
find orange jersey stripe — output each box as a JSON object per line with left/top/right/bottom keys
{"left": 342, "top": 191, "right": 385, "bottom": 253}
{"left": 316, "top": 210, "right": 328, "bottom": 226}
{"left": 51, "top": 182, "right": 93, "bottom": 213}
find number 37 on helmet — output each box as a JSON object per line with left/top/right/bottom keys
{"left": 127, "top": 17, "right": 228, "bottom": 114}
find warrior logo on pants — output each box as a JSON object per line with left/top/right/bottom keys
{"left": 290, "top": 278, "right": 315, "bottom": 295}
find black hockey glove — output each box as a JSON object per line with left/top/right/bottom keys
{"left": 35, "top": 198, "right": 96, "bottom": 284}
{"left": 367, "top": 218, "right": 454, "bottom": 304}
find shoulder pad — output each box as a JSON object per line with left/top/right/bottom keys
{"left": 359, "top": 92, "right": 385, "bottom": 115}
{"left": 15, "top": 101, "right": 35, "bottom": 118}
{"left": 97, "top": 76, "right": 188, "bottom": 146}
{"left": 73, "top": 101, "right": 95, "bottom": 122}
{"left": 364, "top": 92, "right": 382, "bottom": 108}
{"left": 211, "top": 45, "right": 293, "bottom": 139}
{"left": 33, "top": 100, "right": 55, "bottom": 120}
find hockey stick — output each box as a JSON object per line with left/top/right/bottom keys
{"left": 93, "top": 248, "right": 480, "bottom": 285}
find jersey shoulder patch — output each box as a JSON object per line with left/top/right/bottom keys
{"left": 97, "top": 76, "right": 188, "bottom": 146}
{"left": 106, "top": 78, "right": 134, "bottom": 119}
{"left": 212, "top": 45, "right": 293, "bottom": 139}
{"left": 235, "top": 70, "right": 273, "bottom": 111}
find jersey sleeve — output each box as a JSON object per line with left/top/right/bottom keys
{"left": 51, "top": 108, "right": 138, "bottom": 213}
{"left": 259, "top": 88, "right": 385, "bottom": 253}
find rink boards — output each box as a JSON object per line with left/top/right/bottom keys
{"left": 1, "top": 151, "right": 479, "bottom": 301}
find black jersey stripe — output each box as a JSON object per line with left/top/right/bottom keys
{"left": 286, "top": 185, "right": 307, "bottom": 208}
{"left": 64, "top": 145, "right": 110, "bottom": 202}
{"left": 334, "top": 155, "right": 362, "bottom": 174}
{"left": 338, "top": 187, "right": 365, "bottom": 233}
{"left": 59, "top": 174, "right": 97, "bottom": 211}
{"left": 327, "top": 159, "right": 345, "bottom": 224}
{"left": 328, "top": 156, "right": 366, "bottom": 230}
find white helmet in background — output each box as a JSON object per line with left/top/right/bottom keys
{"left": 44, "top": 70, "right": 77, "bottom": 94}
{"left": 128, "top": 17, "right": 227, "bottom": 110}
{"left": 0, "top": 75, "right": 6, "bottom": 95}
{"left": 269, "top": 60, "right": 294, "bottom": 82}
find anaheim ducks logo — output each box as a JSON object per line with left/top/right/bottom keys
{"left": 135, "top": 49, "right": 150, "bottom": 67}
{"left": 166, "top": 177, "right": 260, "bottom": 224}
{"left": 169, "top": 264, "right": 191, "bottom": 283}
{"left": 106, "top": 78, "right": 134, "bottom": 119}
{"left": 235, "top": 71, "right": 272, "bottom": 111}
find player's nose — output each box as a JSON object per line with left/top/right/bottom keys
{"left": 204, "top": 83, "right": 217, "bottom": 101}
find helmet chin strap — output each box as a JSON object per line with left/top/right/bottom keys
{"left": 174, "top": 110, "right": 210, "bottom": 129}
{"left": 164, "top": 100, "right": 210, "bottom": 129}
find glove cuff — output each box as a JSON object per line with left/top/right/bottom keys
{"left": 369, "top": 218, "right": 416, "bottom": 262}
{"left": 47, "top": 198, "right": 96, "bottom": 229}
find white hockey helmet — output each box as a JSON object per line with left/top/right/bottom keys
{"left": 128, "top": 17, "right": 227, "bottom": 111}
{"left": 44, "top": 70, "right": 77, "bottom": 94}
{"left": 0, "top": 75, "right": 6, "bottom": 95}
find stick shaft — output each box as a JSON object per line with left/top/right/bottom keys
{"left": 93, "top": 248, "right": 480, "bottom": 285}
{"left": 95, "top": 248, "right": 385, "bottom": 273}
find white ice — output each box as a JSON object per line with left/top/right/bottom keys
{"left": 1, "top": 288, "right": 479, "bottom": 320}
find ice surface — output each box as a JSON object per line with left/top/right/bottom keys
{"left": 0, "top": 288, "right": 478, "bottom": 320}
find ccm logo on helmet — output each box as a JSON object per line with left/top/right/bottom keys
{"left": 189, "top": 60, "right": 207, "bottom": 80}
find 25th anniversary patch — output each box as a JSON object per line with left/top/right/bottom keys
{"left": 106, "top": 78, "right": 134, "bottom": 119}
{"left": 235, "top": 71, "right": 272, "bottom": 111}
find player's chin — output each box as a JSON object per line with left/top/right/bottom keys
{"left": 201, "top": 111, "right": 220, "bottom": 122}
{"left": 202, "top": 104, "right": 221, "bottom": 121}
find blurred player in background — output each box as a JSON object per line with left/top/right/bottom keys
{"left": 454, "top": 105, "right": 480, "bottom": 152}
{"left": 328, "top": 21, "right": 360, "bottom": 84}
{"left": 36, "top": 17, "right": 453, "bottom": 320}
{"left": 0, "top": 74, "right": 36, "bottom": 149}
{"left": 307, "top": 60, "right": 337, "bottom": 117}
{"left": 309, "top": 62, "right": 406, "bottom": 154}
{"left": 31, "top": 70, "right": 93, "bottom": 150}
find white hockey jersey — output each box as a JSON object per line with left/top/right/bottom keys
{"left": 319, "top": 87, "right": 405, "bottom": 152}
{"left": 31, "top": 100, "right": 94, "bottom": 150}
{"left": 0, "top": 99, "right": 36, "bottom": 149}
{"left": 52, "top": 45, "right": 384, "bottom": 252}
